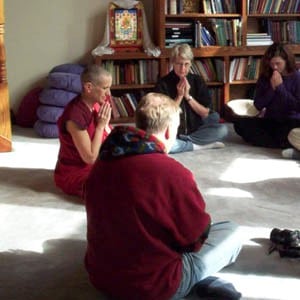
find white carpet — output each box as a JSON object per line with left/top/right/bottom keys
{"left": 0, "top": 124, "right": 300, "bottom": 300}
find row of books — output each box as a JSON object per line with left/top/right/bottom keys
{"left": 262, "top": 20, "right": 300, "bottom": 43}
{"left": 102, "top": 60, "right": 159, "bottom": 85}
{"left": 246, "top": 33, "right": 273, "bottom": 45}
{"left": 202, "top": 0, "right": 238, "bottom": 14}
{"left": 190, "top": 58, "right": 224, "bottom": 82}
{"left": 248, "top": 0, "right": 300, "bottom": 14}
{"left": 165, "top": 21, "right": 194, "bottom": 48}
{"left": 165, "top": 0, "right": 238, "bottom": 14}
{"left": 229, "top": 56, "right": 261, "bottom": 82}
{"left": 111, "top": 90, "right": 224, "bottom": 118}
{"left": 195, "top": 18, "right": 242, "bottom": 47}
{"left": 210, "top": 18, "right": 242, "bottom": 46}
{"left": 111, "top": 93, "right": 138, "bottom": 119}
{"left": 166, "top": 18, "right": 242, "bottom": 47}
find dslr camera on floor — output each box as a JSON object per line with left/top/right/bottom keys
{"left": 269, "top": 228, "right": 300, "bottom": 258}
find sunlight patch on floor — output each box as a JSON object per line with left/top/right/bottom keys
{"left": 220, "top": 273, "right": 300, "bottom": 300}
{"left": 220, "top": 158, "right": 300, "bottom": 183}
{"left": 0, "top": 203, "right": 85, "bottom": 253}
{"left": 0, "top": 140, "right": 59, "bottom": 170}
{"left": 206, "top": 187, "right": 253, "bottom": 198}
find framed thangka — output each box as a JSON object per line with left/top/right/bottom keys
{"left": 109, "top": 2, "right": 143, "bottom": 51}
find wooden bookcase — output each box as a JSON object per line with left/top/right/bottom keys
{"left": 94, "top": 0, "right": 300, "bottom": 123}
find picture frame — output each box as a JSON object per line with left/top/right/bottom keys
{"left": 109, "top": 2, "right": 143, "bottom": 51}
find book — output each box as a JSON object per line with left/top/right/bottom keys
{"left": 110, "top": 97, "right": 121, "bottom": 119}
{"left": 121, "top": 95, "right": 135, "bottom": 117}
{"left": 114, "top": 96, "right": 128, "bottom": 117}
{"left": 182, "top": 0, "right": 199, "bottom": 13}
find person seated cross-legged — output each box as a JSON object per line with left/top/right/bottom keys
{"left": 84, "top": 92, "right": 242, "bottom": 300}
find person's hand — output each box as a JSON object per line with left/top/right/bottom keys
{"left": 182, "top": 77, "right": 191, "bottom": 99}
{"left": 96, "top": 101, "right": 111, "bottom": 129}
{"left": 177, "top": 77, "right": 191, "bottom": 100}
{"left": 270, "top": 70, "right": 283, "bottom": 90}
{"left": 176, "top": 77, "right": 186, "bottom": 98}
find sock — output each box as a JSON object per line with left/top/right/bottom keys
{"left": 193, "top": 142, "right": 225, "bottom": 151}
{"left": 195, "top": 276, "right": 242, "bottom": 300}
{"left": 282, "top": 148, "right": 300, "bottom": 160}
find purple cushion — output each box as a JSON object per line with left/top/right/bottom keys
{"left": 36, "top": 105, "right": 64, "bottom": 123}
{"left": 47, "top": 72, "right": 82, "bottom": 93}
{"left": 39, "top": 88, "right": 78, "bottom": 107}
{"left": 50, "top": 63, "right": 85, "bottom": 75}
{"left": 34, "top": 120, "right": 58, "bottom": 138}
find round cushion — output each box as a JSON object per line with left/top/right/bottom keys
{"left": 288, "top": 128, "right": 300, "bottom": 151}
{"left": 15, "top": 87, "right": 43, "bottom": 127}
{"left": 47, "top": 72, "right": 82, "bottom": 93}
{"left": 50, "top": 63, "right": 85, "bottom": 75}
{"left": 36, "top": 105, "right": 64, "bottom": 123}
{"left": 226, "top": 99, "right": 259, "bottom": 117}
{"left": 39, "top": 88, "right": 78, "bottom": 107}
{"left": 34, "top": 120, "right": 59, "bottom": 138}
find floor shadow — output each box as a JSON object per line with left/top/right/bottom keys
{"left": 0, "top": 239, "right": 107, "bottom": 300}
{"left": 0, "top": 167, "right": 83, "bottom": 208}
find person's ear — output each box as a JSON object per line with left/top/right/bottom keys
{"left": 84, "top": 82, "right": 93, "bottom": 93}
{"left": 164, "top": 126, "right": 170, "bottom": 140}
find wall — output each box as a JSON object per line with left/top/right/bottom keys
{"left": 4, "top": 0, "right": 153, "bottom": 113}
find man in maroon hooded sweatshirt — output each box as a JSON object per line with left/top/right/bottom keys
{"left": 84, "top": 92, "right": 242, "bottom": 300}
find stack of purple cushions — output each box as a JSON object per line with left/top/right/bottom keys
{"left": 34, "top": 63, "right": 85, "bottom": 138}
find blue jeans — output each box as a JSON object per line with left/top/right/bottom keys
{"left": 170, "top": 112, "right": 228, "bottom": 154}
{"left": 170, "top": 221, "right": 242, "bottom": 300}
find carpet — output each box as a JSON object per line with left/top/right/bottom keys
{"left": 0, "top": 124, "right": 299, "bottom": 300}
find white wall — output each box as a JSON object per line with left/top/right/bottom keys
{"left": 4, "top": 0, "right": 153, "bottom": 113}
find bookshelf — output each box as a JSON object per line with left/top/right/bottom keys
{"left": 94, "top": 0, "right": 300, "bottom": 123}
{"left": 153, "top": 0, "right": 300, "bottom": 116}
{"left": 94, "top": 51, "right": 163, "bottom": 124}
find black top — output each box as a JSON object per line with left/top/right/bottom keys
{"left": 155, "top": 70, "right": 213, "bottom": 135}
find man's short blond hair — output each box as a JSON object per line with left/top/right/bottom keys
{"left": 135, "top": 92, "right": 180, "bottom": 134}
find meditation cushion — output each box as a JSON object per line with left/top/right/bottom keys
{"left": 288, "top": 128, "right": 300, "bottom": 151}
{"left": 50, "top": 63, "right": 85, "bottom": 75}
{"left": 39, "top": 88, "right": 78, "bottom": 107}
{"left": 15, "top": 87, "right": 43, "bottom": 127}
{"left": 34, "top": 120, "right": 59, "bottom": 138}
{"left": 225, "top": 99, "right": 260, "bottom": 122}
{"left": 47, "top": 72, "right": 82, "bottom": 93}
{"left": 36, "top": 105, "right": 64, "bottom": 124}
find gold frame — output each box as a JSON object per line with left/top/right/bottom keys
{"left": 109, "top": 2, "right": 143, "bottom": 51}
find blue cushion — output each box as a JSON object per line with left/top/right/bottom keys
{"left": 39, "top": 88, "right": 78, "bottom": 107}
{"left": 34, "top": 120, "right": 59, "bottom": 138}
{"left": 50, "top": 63, "right": 85, "bottom": 75}
{"left": 36, "top": 105, "right": 64, "bottom": 123}
{"left": 47, "top": 72, "right": 82, "bottom": 93}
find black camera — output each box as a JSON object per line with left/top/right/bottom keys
{"left": 270, "top": 228, "right": 300, "bottom": 247}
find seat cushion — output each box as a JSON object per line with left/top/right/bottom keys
{"left": 34, "top": 120, "right": 58, "bottom": 138}
{"left": 15, "top": 87, "right": 43, "bottom": 127}
{"left": 39, "top": 88, "right": 78, "bottom": 107}
{"left": 50, "top": 63, "right": 85, "bottom": 75}
{"left": 226, "top": 99, "right": 259, "bottom": 117}
{"left": 36, "top": 105, "right": 64, "bottom": 123}
{"left": 47, "top": 72, "right": 82, "bottom": 93}
{"left": 288, "top": 128, "right": 300, "bottom": 151}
